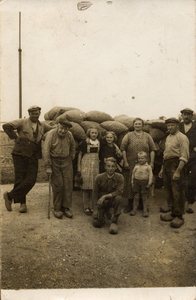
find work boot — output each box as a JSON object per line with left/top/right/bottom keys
{"left": 160, "top": 212, "right": 174, "bottom": 222}
{"left": 143, "top": 210, "right": 149, "bottom": 218}
{"left": 64, "top": 208, "right": 73, "bottom": 218}
{"left": 92, "top": 217, "right": 105, "bottom": 228}
{"left": 53, "top": 210, "right": 63, "bottom": 219}
{"left": 19, "top": 203, "right": 27, "bottom": 213}
{"left": 130, "top": 209, "right": 137, "bottom": 216}
{"left": 4, "top": 192, "right": 12, "bottom": 212}
{"left": 186, "top": 204, "right": 194, "bottom": 214}
{"left": 123, "top": 199, "right": 133, "bottom": 213}
{"left": 109, "top": 223, "right": 118, "bottom": 234}
{"left": 170, "top": 217, "right": 184, "bottom": 228}
{"left": 160, "top": 206, "right": 172, "bottom": 213}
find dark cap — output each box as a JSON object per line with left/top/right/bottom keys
{"left": 28, "top": 105, "right": 41, "bottom": 112}
{"left": 165, "top": 117, "right": 180, "bottom": 124}
{"left": 180, "top": 108, "right": 194, "bottom": 114}
{"left": 58, "top": 117, "right": 72, "bottom": 128}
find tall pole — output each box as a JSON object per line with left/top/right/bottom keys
{"left": 18, "top": 12, "right": 22, "bottom": 118}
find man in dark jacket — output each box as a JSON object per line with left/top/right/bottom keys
{"left": 92, "top": 157, "right": 124, "bottom": 234}
{"left": 3, "top": 106, "right": 52, "bottom": 213}
{"left": 179, "top": 108, "right": 196, "bottom": 213}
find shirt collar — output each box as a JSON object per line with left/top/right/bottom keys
{"left": 103, "top": 172, "right": 116, "bottom": 180}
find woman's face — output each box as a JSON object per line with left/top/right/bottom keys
{"left": 90, "top": 129, "right": 98, "bottom": 140}
{"left": 106, "top": 133, "right": 114, "bottom": 144}
{"left": 134, "top": 120, "right": 143, "bottom": 131}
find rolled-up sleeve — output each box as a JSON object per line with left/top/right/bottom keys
{"left": 2, "top": 119, "right": 23, "bottom": 140}
{"left": 179, "top": 135, "right": 189, "bottom": 163}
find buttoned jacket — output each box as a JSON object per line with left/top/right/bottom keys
{"left": 3, "top": 118, "right": 52, "bottom": 159}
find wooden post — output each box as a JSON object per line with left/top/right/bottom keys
{"left": 18, "top": 12, "right": 22, "bottom": 118}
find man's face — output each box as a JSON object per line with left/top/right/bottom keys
{"left": 167, "top": 123, "right": 178, "bottom": 135}
{"left": 181, "top": 112, "right": 193, "bottom": 124}
{"left": 57, "top": 123, "right": 69, "bottom": 136}
{"left": 105, "top": 161, "right": 116, "bottom": 176}
{"left": 29, "top": 110, "right": 40, "bottom": 122}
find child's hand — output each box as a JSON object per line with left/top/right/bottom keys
{"left": 131, "top": 182, "right": 134, "bottom": 188}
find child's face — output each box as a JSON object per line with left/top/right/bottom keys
{"left": 90, "top": 129, "right": 98, "bottom": 140}
{"left": 106, "top": 133, "right": 114, "bottom": 144}
{"left": 138, "top": 155, "right": 147, "bottom": 165}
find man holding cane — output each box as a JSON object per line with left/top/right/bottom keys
{"left": 42, "top": 117, "right": 75, "bottom": 219}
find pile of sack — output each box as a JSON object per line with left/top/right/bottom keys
{"left": 43, "top": 106, "right": 168, "bottom": 149}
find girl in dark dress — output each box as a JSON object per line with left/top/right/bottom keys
{"left": 99, "top": 131, "right": 122, "bottom": 173}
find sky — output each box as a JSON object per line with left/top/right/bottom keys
{"left": 1, "top": 0, "right": 196, "bottom": 124}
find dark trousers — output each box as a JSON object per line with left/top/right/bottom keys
{"left": 163, "top": 158, "right": 185, "bottom": 216}
{"left": 97, "top": 195, "right": 122, "bottom": 219}
{"left": 185, "top": 158, "right": 196, "bottom": 204}
{"left": 51, "top": 156, "right": 73, "bottom": 212}
{"left": 133, "top": 179, "right": 149, "bottom": 212}
{"left": 8, "top": 154, "right": 38, "bottom": 204}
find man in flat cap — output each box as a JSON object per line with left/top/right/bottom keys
{"left": 179, "top": 108, "right": 196, "bottom": 213}
{"left": 42, "top": 117, "right": 75, "bottom": 219}
{"left": 159, "top": 117, "right": 189, "bottom": 228}
{"left": 3, "top": 105, "right": 53, "bottom": 213}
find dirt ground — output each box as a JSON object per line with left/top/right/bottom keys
{"left": 1, "top": 183, "right": 196, "bottom": 290}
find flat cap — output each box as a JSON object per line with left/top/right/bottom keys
{"left": 180, "top": 108, "right": 194, "bottom": 114}
{"left": 28, "top": 105, "right": 41, "bottom": 112}
{"left": 165, "top": 117, "right": 180, "bottom": 124}
{"left": 58, "top": 117, "right": 72, "bottom": 127}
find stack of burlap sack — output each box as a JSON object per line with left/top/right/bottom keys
{"left": 43, "top": 106, "right": 168, "bottom": 150}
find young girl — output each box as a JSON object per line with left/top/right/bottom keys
{"left": 99, "top": 131, "right": 122, "bottom": 173}
{"left": 77, "top": 127, "right": 100, "bottom": 215}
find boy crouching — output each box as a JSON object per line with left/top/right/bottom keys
{"left": 92, "top": 157, "right": 124, "bottom": 234}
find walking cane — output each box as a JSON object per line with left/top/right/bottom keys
{"left": 48, "top": 174, "right": 52, "bottom": 219}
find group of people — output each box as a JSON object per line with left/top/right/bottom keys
{"left": 3, "top": 106, "right": 196, "bottom": 234}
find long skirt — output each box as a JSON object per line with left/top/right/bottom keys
{"left": 81, "top": 153, "right": 99, "bottom": 190}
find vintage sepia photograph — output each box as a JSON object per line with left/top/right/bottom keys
{"left": 1, "top": 0, "right": 196, "bottom": 299}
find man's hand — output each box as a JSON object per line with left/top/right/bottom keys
{"left": 146, "top": 183, "right": 151, "bottom": 189}
{"left": 131, "top": 182, "right": 134, "bottom": 189}
{"left": 46, "top": 167, "right": 52, "bottom": 176}
{"left": 158, "top": 170, "right": 163, "bottom": 178}
{"left": 173, "top": 170, "right": 181, "bottom": 180}
{"left": 97, "top": 196, "right": 106, "bottom": 206}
